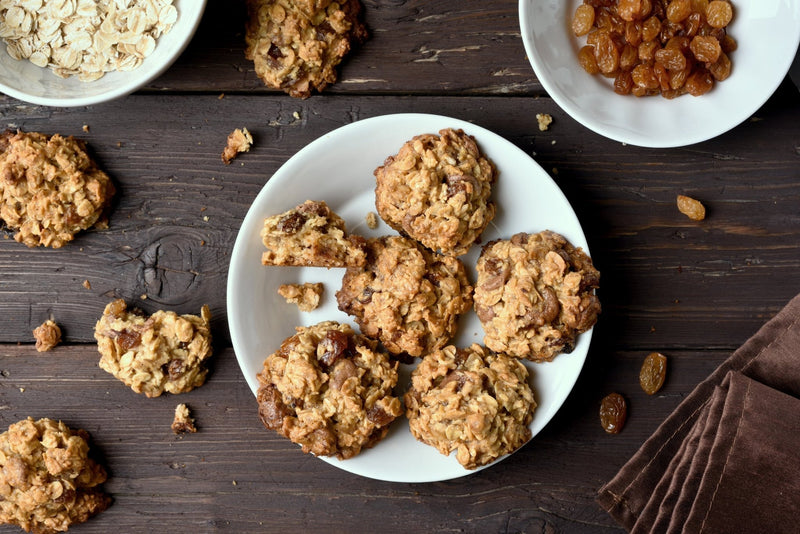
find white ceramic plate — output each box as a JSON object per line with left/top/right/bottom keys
{"left": 519, "top": 0, "right": 800, "bottom": 147}
{"left": 227, "top": 113, "right": 594, "bottom": 482}
{"left": 0, "top": 0, "right": 207, "bottom": 107}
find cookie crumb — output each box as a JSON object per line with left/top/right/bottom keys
{"left": 365, "top": 211, "right": 379, "bottom": 229}
{"left": 232, "top": 480, "right": 237, "bottom": 486}
{"left": 203, "top": 215, "right": 209, "bottom": 222}
{"left": 278, "top": 282, "right": 324, "bottom": 312}
{"left": 677, "top": 195, "right": 706, "bottom": 221}
{"left": 33, "top": 320, "right": 61, "bottom": 352}
{"left": 83, "top": 279, "right": 92, "bottom": 290}
{"left": 171, "top": 403, "right": 197, "bottom": 434}
{"left": 218, "top": 93, "right": 225, "bottom": 100}
{"left": 536, "top": 113, "right": 553, "bottom": 131}
{"left": 140, "top": 294, "right": 147, "bottom": 300}
{"left": 82, "top": 124, "right": 90, "bottom": 132}
{"left": 293, "top": 111, "right": 301, "bottom": 120}
{"left": 221, "top": 128, "right": 253, "bottom": 164}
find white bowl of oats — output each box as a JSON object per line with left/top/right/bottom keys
{"left": 0, "top": 0, "right": 206, "bottom": 107}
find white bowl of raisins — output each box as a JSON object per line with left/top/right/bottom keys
{"left": 519, "top": 0, "right": 800, "bottom": 147}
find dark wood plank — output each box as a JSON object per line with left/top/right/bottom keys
{"left": 0, "top": 344, "right": 730, "bottom": 533}
{"left": 1, "top": 89, "right": 798, "bottom": 350}
{"left": 148, "top": 0, "right": 541, "bottom": 95}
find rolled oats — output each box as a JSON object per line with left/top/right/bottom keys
{"left": 0, "top": 0, "right": 178, "bottom": 81}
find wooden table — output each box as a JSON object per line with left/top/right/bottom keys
{"left": 2, "top": 1, "right": 798, "bottom": 532}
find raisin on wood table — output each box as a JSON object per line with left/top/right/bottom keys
{"left": 0, "top": 1, "right": 798, "bottom": 533}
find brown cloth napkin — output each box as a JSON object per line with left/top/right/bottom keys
{"left": 597, "top": 293, "right": 800, "bottom": 533}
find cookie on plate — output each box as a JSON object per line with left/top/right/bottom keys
{"left": 0, "top": 417, "right": 110, "bottom": 534}
{"left": 336, "top": 235, "right": 473, "bottom": 358}
{"left": 0, "top": 130, "right": 115, "bottom": 248}
{"left": 261, "top": 200, "right": 367, "bottom": 268}
{"left": 278, "top": 282, "right": 324, "bottom": 311}
{"left": 374, "top": 128, "right": 497, "bottom": 257}
{"left": 244, "top": 0, "right": 367, "bottom": 98}
{"left": 256, "top": 321, "right": 402, "bottom": 459}
{"left": 94, "top": 299, "right": 213, "bottom": 397}
{"left": 474, "top": 230, "right": 601, "bottom": 362}
{"left": 404, "top": 344, "right": 536, "bottom": 470}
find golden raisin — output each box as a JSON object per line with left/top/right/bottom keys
{"left": 600, "top": 393, "right": 627, "bottom": 434}
{"left": 614, "top": 71, "right": 634, "bottom": 94}
{"left": 572, "top": 5, "right": 596, "bottom": 36}
{"left": 690, "top": 35, "right": 722, "bottom": 63}
{"left": 578, "top": 45, "right": 601, "bottom": 74}
{"left": 594, "top": 34, "right": 620, "bottom": 74}
{"left": 655, "top": 48, "right": 687, "bottom": 71}
{"left": 706, "top": 1, "right": 733, "bottom": 28}
{"left": 666, "top": 0, "right": 692, "bottom": 23}
{"left": 708, "top": 51, "right": 732, "bottom": 81}
{"left": 685, "top": 68, "right": 714, "bottom": 96}
{"left": 640, "top": 352, "right": 667, "bottom": 395}
{"left": 617, "top": 0, "right": 642, "bottom": 21}
{"left": 677, "top": 194, "right": 706, "bottom": 220}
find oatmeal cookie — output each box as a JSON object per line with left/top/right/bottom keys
{"left": 221, "top": 127, "right": 253, "bottom": 164}
{"left": 244, "top": 0, "right": 367, "bottom": 98}
{"left": 94, "top": 299, "right": 213, "bottom": 398}
{"left": 374, "top": 128, "right": 497, "bottom": 257}
{"left": 474, "top": 230, "right": 601, "bottom": 362}
{"left": 278, "top": 282, "right": 324, "bottom": 311}
{"left": 404, "top": 344, "right": 536, "bottom": 470}
{"left": 33, "top": 320, "right": 61, "bottom": 352}
{"left": 336, "top": 235, "right": 473, "bottom": 358}
{"left": 0, "top": 417, "right": 110, "bottom": 534}
{"left": 0, "top": 130, "right": 115, "bottom": 248}
{"left": 256, "top": 321, "right": 402, "bottom": 459}
{"left": 171, "top": 404, "right": 197, "bottom": 434}
{"left": 261, "top": 200, "right": 366, "bottom": 268}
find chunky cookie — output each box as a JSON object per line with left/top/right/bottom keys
{"left": 0, "top": 417, "right": 110, "bottom": 534}
{"left": 261, "top": 200, "right": 366, "bottom": 268}
{"left": 94, "top": 299, "right": 213, "bottom": 397}
{"left": 336, "top": 235, "right": 473, "bottom": 358}
{"left": 278, "top": 282, "right": 324, "bottom": 311}
{"left": 374, "top": 128, "right": 497, "bottom": 256}
{"left": 0, "top": 130, "right": 115, "bottom": 248}
{"left": 474, "top": 230, "right": 601, "bottom": 362}
{"left": 245, "top": 0, "right": 367, "bottom": 98}
{"left": 33, "top": 320, "right": 62, "bottom": 352}
{"left": 404, "top": 344, "right": 536, "bottom": 470}
{"left": 256, "top": 321, "right": 402, "bottom": 459}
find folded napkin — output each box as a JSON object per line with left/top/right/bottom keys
{"left": 597, "top": 293, "right": 800, "bottom": 533}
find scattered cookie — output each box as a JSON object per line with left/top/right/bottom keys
{"left": 0, "top": 417, "right": 111, "bottom": 534}
{"left": 171, "top": 404, "right": 197, "bottom": 434}
{"left": 221, "top": 128, "right": 253, "bottom": 164}
{"left": 365, "top": 211, "right": 379, "bottom": 230}
{"left": 536, "top": 113, "right": 553, "bottom": 131}
{"left": 94, "top": 299, "right": 213, "bottom": 397}
{"left": 474, "top": 230, "right": 601, "bottom": 362}
{"left": 244, "top": 0, "right": 367, "bottom": 98}
{"left": 677, "top": 194, "right": 706, "bottom": 221}
{"left": 278, "top": 282, "right": 324, "bottom": 311}
{"left": 0, "top": 130, "right": 115, "bottom": 248}
{"left": 261, "top": 200, "right": 366, "bottom": 268}
{"left": 33, "top": 319, "right": 62, "bottom": 352}
{"left": 336, "top": 235, "right": 473, "bottom": 358}
{"left": 374, "top": 128, "right": 497, "bottom": 256}
{"left": 256, "top": 321, "right": 402, "bottom": 459}
{"left": 404, "top": 344, "right": 536, "bottom": 470}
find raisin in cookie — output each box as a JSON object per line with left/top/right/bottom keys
{"left": 245, "top": 0, "right": 367, "bottom": 98}
{"left": 0, "top": 130, "right": 115, "bottom": 248}
{"left": 474, "top": 231, "right": 601, "bottom": 362}
{"left": 0, "top": 417, "right": 110, "bottom": 534}
{"left": 336, "top": 235, "right": 473, "bottom": 358}
{"left": 94, "top": 299, "right": 213, "bottom": 397}
{"left": 256, "top": 321, "right": 402, "bottom": 459}
{"left": 261, "top": 200, "right": 366, "bottom": 268}
{"left": 404, "top": 344, "right": 536, "bottom": 470}
{"left": 374, "top": 128, "right": 497, "bottom": 257}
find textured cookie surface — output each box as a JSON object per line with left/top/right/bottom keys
{"left": 245, "top": 0, "right": 367, "bottom": 98}
{"left": 336, "top": 235, "right": 473, "bottom": 358}
{"left": 374, "top": 128, "right": 496, "bottom": 257}
{"left": 94, "top": 299, "right": 213, "bottom": 397}
{"left": 261, "top": 200, "right": 366, "bottom": 268}
{"left": 256, "top": 321, "right": 402, "bottom": 459}
{"left": 404, "top": 344, "right": 536, "bottom": 470}
{"left": 0, "top": 130, "right": 115, "bottom": 248}
{"left": 0, "top": 417, "right": 110, "bottom": 534}
{"left": 278, "top": 282, "right": 324, "bottom": 311}
{"left": 474, "top": 230, "right": 601, "bottom": 361}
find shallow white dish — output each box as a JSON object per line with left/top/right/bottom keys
{"left": 0, "top": 0, "right": 206, "bottom": 107}
{"left": 519, "top": 0, "right": 800, "bottom": 147}
{"left": 227, "top": 113, "right": 594, "bottom": 482}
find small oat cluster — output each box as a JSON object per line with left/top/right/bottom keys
{"left": 0, "top": 0, "right": 178, "bottom": 81}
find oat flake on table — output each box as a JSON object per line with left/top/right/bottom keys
{"left": 0, "top": 0, "right": 178, "bottom": 81}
